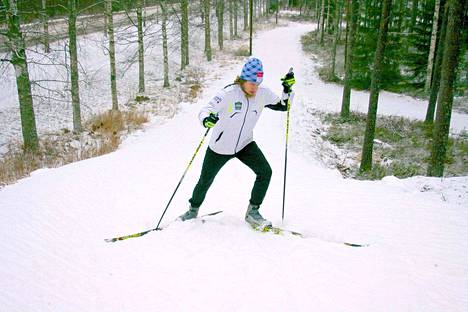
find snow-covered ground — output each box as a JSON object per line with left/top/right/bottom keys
{"left": 1, "top": 21, "right": 467, "bottom": 311}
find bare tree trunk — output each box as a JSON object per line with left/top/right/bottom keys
{"left": 426, "top": 1, "right": 448, "bottom": 124}
{"left": 204, "top": 0, "right": 212, "bottom": 61}
{"left": 318, "top": 0, "right": 326, "bottom": 42}
{"left": 244, "top": 0, "right": 249, "bottom": 31}
{"left": 249, "top": 0, "right": 253, "bottom": 55}
{"left": 181, "top": 0, "right": 190, "bottom": 69}
{"left": 105, "top": 0, "right": 119, "bottom": 110}
{"left": 217, "top": 0, "right": 224, "bottom": 50}
{"left": 424, "top": 0, "right": 441, "bottom": 92}
{"left": 276, "top": 0, "right": 279, "bottom": 24}
{"left": 329, "top": 0, "right": 342, "bottom": 80}
{"left": 340, "top": 0, "right": 358, "bottom": 119}
{"left": 41, "top": 0, "right": 50, "bottom": 53}
{"left": 160, "top": 0, "right": 170, "bottom": 88}
{"left": 427, "top": 0, "right": 465, "bottom": 177}
{"left": 137, "top": 0, "right": 145, "bottom": 93}
{"left": 68, "top": 0, "right": 82, "bottom": 133}
{"left": 229, "top": 0, "right": 234, "bottom": 39}
{"left": 234, "top": 0, "right": 239, "bottom": 37}
{"left": 360, "top": 0, "right": 393, "bottom": 173}
{"left": 3, "top": 0, "right": 39, "bottom": 152}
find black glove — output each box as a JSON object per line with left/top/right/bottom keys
{"left": 203, "top": 113, "right": 219, "bottom": 128}
{"left": 281, "top": 70, "right": 295, "bottom": 94}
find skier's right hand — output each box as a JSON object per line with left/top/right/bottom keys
{"left": 203, "top": 113, "right": 219, "bottom": 128}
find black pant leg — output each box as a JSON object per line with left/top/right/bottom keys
{"left": 189, "top": 148, "right": 232, "bottom": 208}
{"left": 236, "top": 142, "right": 272, "bottom": 206}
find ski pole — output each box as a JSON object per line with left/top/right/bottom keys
{"left": 282, "top": 68, "right": 294, "bottom": 221}
{"left": 154, "top": 128, "right": 210, "bottom": 230}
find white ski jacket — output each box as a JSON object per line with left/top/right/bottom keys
{"left": 199, "top": 84, "right": 291, "bottom": 155}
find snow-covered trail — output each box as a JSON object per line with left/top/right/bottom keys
{"left": 1, "top": 22, "right": 467, "bottom": 312}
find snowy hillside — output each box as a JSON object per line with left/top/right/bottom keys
{"left": 1, "top": 22, "right": 467, "bottom": 311}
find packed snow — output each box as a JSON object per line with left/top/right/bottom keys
{"left": 1, "top": 20, "right": 467, "bottom": 311}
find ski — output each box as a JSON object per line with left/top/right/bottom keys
{"left": 104, "top": 210, "right": 223, "bottom": 243}
{"left": 249, "top": 224, "right": 369, "bottom": 247}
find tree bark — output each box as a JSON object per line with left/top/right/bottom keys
{"left": 105, "top": 0, "right": 119, "bottom": 110}
{"left": 424, "top": 0, "right": 441, "bottom": 92}
{"left": 181, "top": 0, "right": 189, "bottom": 69}
{"left": 360, "top": 0, "right": 393, "bottom": 173}
{"left": 234, "top": 0, "right": 239, "bottom": 37}
{"left": 425, "top": 0, "right": 448, "bottom": 124}
{"left": 160, "top": 0, "right": 170, "bottom": 88}
{"left": 137, "top": 0, "right": 145, "bottom": 93}
{"left": 329, "top": 0, "right": 342, "bottom": 80}
{"left": 204, "top": 0, "right": 212, "bottom": 61}
{"left": 217, "top": 0, "right": 224, "bottom": 50}
{"left": 244, "top": 0, "right": 249, "bottom": 31}
{"left": 340, "top": 0, "right": 358, "bottom": 119}
{"left": 229, "top": 0, "right": 234, "bottom": 39}
{"left": 3, "top": 0, "right": 39, "bottom": 152}
{"left": 249, "top": 0, "right": 253, "bottom": 55}
{"left": 318, "top": 0, "right": 326, "bottom": 41}
{"left": 41, "top": 0, "right": 50, "bottom": 53}
{"left": 427, "top": 0, "right": 465, "bottom": 177}
{"left": 68, "top": 0, "right": 82, "bottom": 133}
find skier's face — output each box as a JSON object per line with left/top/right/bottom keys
{"left": 242, "top": 81, "right": 259, "bottom": 97}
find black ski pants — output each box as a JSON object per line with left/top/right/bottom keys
{"left": 189, "top": 141, "right": 272, "bottom": 208}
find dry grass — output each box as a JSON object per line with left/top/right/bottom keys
{"left": 0, "top": 109, "right": 148, "bottom": 187}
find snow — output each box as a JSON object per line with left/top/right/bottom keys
{"left": 1, "top": 21, "right": 468, "bottom": 311}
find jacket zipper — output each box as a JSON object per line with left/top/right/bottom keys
{"left": 234, "top": 97, "right": 250, "bottom": 153}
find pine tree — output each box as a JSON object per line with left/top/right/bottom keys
{"left": 360, "top": 0, "right": 393, "bottom": 173}
{"left": 340, "top": 0, "right": 359, "bottom": 119}
{"left": 427, "top": 0, "right": 466, "bottom": 177}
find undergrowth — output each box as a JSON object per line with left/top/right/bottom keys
{"left": 316, "top": 111, "right": 467, "bottom": 180}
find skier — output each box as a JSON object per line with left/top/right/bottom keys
{"left": 179, "top": 57, "right": 295, "bottom": 228}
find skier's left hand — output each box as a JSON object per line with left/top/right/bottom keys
{"left": 281, "top": 70, "right": 295, "bottom": 94}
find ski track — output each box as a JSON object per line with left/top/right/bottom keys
{"left": 0, "top": 22, "right": 467, "bottom": 311}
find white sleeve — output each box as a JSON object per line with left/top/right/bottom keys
{"left": 198, "top": 90, "right": 227, "bottom": 126}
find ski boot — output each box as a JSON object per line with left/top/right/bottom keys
{"left": 178, "top": 205, "right": 199, "bottom": 221}
{"left": 245, "top": 203, "right": 272, "bottom": 229}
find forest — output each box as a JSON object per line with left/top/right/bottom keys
{"left": 0, "top": 0, "right": 466, "bottom": 185}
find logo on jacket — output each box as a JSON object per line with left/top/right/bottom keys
{"left": 234, "top": 101, "right": 242, "bottom": 111}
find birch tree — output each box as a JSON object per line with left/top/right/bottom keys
{"left": 68, "top": 0, "right": 82, "bottom": 133}
{"left": 217, "top": 0, "right": 225, "bottom": 50}
{"left": 424, "top": 0, "right": 441, "bottom": 92}
{"left": 160, "top": 0, "right": 170, "bottom": 87}
{"left": 425, "top": 1, "right": 448, "bottom": 124}
{"left": 137, "top": 0, "right": 145, "bottom": 93}
{"left": 181, "top": 0, "right": 189, "bottom": 69}
{"left": 204, "top": 0, "right": 212, "bottom": 61}
{"left": 360, "top": 0, "right": 393, "bottom": 172}
{"left": 105, "top": 0, "right": 119, "bottom": 110}
{"left": 2, "top": 0, "right": 39, "bottom": 152}
{"left": 41, "top": 0, "right": 50, "bottom": 53}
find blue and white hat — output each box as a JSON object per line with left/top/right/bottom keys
{"left": 240, "top": 57, "right": 263, "bottom": 84}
